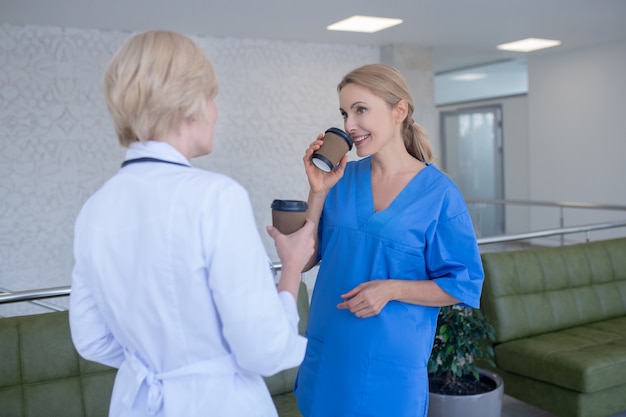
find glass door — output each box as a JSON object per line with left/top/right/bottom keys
{"left": 440, "top": 105, "right": 504, "bottom": 237}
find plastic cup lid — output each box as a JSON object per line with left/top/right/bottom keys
{"left": 311, "top": 154, "right": 332, "bottom": 172}
{"left": 271, "top": 199, "right": 308, "bottom": 211}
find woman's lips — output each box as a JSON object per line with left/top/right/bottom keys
{"left": 351, "top": 134, "right": 370, "bottom": 145}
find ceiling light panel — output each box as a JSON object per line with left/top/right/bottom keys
{"left": 450, "top": 73, "right": 488, "bottom": 81}
{"left": 497, "top": 38, "right": 562, "bottom": 52}
{"left": 327, "top": 15, "right": 403, "bottom": 33}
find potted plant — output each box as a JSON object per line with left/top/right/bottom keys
{"left": 427, "top": 304, "right": 503, "bottom": 417}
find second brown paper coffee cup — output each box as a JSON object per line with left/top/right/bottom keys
{"left": 312, "top": 127, "right": 353, "bottom": 172}
{"left": 271, "top": 199, "right": 308, "bottom": 234}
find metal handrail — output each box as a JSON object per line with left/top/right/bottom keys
{"left": 0, "top": 286, "right": 71, "bottom": 305}
{"left": 0, "top": 287, "right": 67, "bottom": 311}
{"left": 476, "top": 220, "right": 626, "bottom": 245}
{"left": 2, "top": 219, "right": 626, "bottom": 306}
{"left": 465, "top": 198, "right": 626, "bottom": 244}
{"left": 465, "top": 198, "right": 626, "bottom": 212}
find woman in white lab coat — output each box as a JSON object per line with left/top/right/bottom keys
{"left": 69, "top": 30, "right": 314, "bottom": 417}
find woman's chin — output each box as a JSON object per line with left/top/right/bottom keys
{"left": 354, "top": 145, "right": 371, "bottom": 158}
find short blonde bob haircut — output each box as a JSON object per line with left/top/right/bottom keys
{"left": 103, "top": 30, "right": 218, "bottom": 147}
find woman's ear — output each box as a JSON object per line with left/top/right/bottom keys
{"left": 394, "top": 99, "right": 409, "bottom": 124}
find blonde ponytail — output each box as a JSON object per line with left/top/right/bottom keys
{"left": 403, "top": 117, "right": 434, "bottom": 163}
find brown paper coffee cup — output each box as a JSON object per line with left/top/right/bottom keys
{"left": 271, "top": 199, "right": 308, "bottom": 234}
{"left": 312, "top": 128, "right": 353, "bottom": 172}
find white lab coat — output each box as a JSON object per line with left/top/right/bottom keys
{"left": 69, "top": 141, "right": 306, "bottom": 417}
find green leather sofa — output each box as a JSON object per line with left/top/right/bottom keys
{"left": 480, "top": 237, "right": 626, "bottom": 417}
{"left": 0, "top": 282, "right": 308, "bottom": 417}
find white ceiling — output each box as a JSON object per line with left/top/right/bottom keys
{"left": 2, "top": 0, "right": 626, "bottom": 73}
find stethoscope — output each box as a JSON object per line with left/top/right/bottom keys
{"left": 120, "top": 157, "right": 190, "bottom": 168}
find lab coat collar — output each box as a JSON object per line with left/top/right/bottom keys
{"left": 125, "top": 141, "right": 192, "bottom": 168}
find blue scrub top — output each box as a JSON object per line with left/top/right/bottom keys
{"left": 294, "top": 158, "right": 484, "bottom": 417}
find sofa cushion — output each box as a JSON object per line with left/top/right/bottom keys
{"left": 0, "top": 318, "right": 20, "bottom": 387}
{"left": 0, "top": 310, "right": 117, "bottom": 417}
{"left": 272, "top": 392, "right": 303, "bottom": 417}
{"left": 495, "top": 316, "right": 626, "bottom": 393}
{"left": 481, "top": 238, "right": 626, "bottom": 344}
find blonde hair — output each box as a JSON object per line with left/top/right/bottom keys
{"left": 337, "top": 64, "right": 434, "bottom": 163}
{"left": 103, "top": 30, "right": 218, "bottom": 147}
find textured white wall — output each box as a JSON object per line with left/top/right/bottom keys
{"left": 0, "top": 24, "right": 379, "bottom": 316}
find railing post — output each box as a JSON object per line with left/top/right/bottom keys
{"left": 560, "top": 206, "right": 565, "bottom": 246}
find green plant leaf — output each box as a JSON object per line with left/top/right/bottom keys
{"left": 427, "top": 305, "right": 497, "bottom": 391}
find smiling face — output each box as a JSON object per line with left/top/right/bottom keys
{"left": 339, "top": 83, "right": 405, "bottom": 158}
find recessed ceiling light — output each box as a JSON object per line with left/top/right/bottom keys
{"left": 450, "top": 73, "right": 487, "bottom": 81}
{"left": 327, "top": 15, "right": 403, "bottom": 33}
{"left": 497, "top": 38, "right": 562, "bottom": 52}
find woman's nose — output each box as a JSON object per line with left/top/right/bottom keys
{"left": 344, "top": 117, "right": 356, "bottom": 133}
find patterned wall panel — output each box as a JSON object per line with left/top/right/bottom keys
{"left": 0, "top": 24, "right": 379, "bottom": 316}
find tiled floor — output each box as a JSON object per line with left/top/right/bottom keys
{"left": 503, "top": 395, "right": 626, "bottom": 417}
{"left": 502, "top": 395, "right": 560, "bottom": 417}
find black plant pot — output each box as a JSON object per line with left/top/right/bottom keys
{"left": 427, "top": 369, "right": 504, "bottom": 417}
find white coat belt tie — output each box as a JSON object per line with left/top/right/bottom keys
{"left": 122, "top": 350, "right": 238, "bottom": 416}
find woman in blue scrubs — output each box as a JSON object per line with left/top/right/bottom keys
{"left": 295, "top": 64, "right": 485, "bottom": 417}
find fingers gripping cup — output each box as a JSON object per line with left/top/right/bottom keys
{"left": 312, "top": 128, "right": 353, "bottom": 172}
{"left": 271, "top": 200, "right": 308, "bottom": 234}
